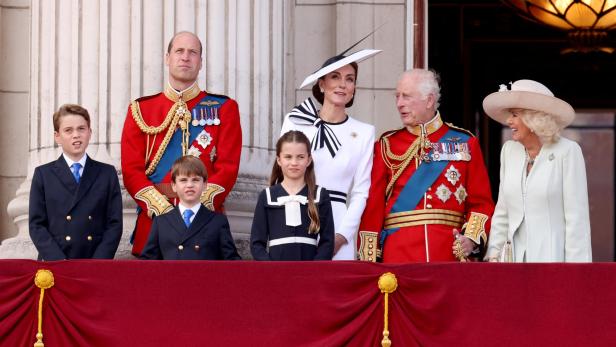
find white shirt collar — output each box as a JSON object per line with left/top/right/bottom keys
{"left": 178, "top": 202, "right": 201, "bottom": 221}
{"left": 62, "top": 153, "right": 87, "bottom": 169}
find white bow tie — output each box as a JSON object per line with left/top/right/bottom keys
{"left": 277, "top": 195, "right": 308, "bottom": 227}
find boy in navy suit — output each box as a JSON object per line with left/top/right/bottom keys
{"left": 29, "top": 104, "right": 123, "bottom": 260}
{"left": 140, "top": 156, "right": 241, "bottom": 260}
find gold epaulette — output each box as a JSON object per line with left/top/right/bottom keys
{"left": 462, "top": 212, "right": 489, "bottom": 245}
{"left": 200, "top": 183, "right": 226, "bottom": 211}
{"left": 135, "top": 186, "right": 173, "bottom": 217}
{"left": 357, "top": 231, "right": 380, "bottom": 262}
{"left": 446, "top": 122, "right": 476, "bottom": 137}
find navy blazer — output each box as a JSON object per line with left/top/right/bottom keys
{"left": 29, "top": 155, "right": 123, "bottom": 260}
{"left": 140, "top": 205, "right": 241, "bottom": 260}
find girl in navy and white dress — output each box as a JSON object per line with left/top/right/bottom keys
{"left": 250, "top": 130, "right": 335, "bottom": 261}
{"left": 280, "top": 49, "right": 379, "bottom": 260}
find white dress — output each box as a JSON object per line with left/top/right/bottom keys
{"left": 281, "top": 98, "right": 375, "bottom": 260}
{"left": 486, "top": 138, "right": 592, "bottom": 262}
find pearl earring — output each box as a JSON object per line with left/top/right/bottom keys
{"left": 320, "top": 88, "right": 324, "bottom": 93}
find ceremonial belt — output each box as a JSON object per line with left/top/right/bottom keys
{"left": 384, "top": 209, "right": 464, "bottom": 230}
{"left": 268, "top": 237, "right": 318, "bottom": 247}
{"left": 148, "top": 94, "right": 227, "bottom": 183}
{"left": 327, "top": 190, "right": 347, "bottom": 204}
{"left": 381, "top": 128, "right": 469, "bottom": 246}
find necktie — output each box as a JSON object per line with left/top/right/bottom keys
{"left": 183, "top": 209, "right": 194, "bottom": 227}
{"left": 71, "top": 163, "right": 82, "bottom": 183}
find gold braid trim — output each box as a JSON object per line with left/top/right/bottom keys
{"left": 357, "top": 231, "right": 379, "bottom": 262}
{"left": 200, "top": 183, "right": 226, "bottom": 211}
{"left": 462, "top": 212, "right": 489, "bottom": 244}
{"left": 381, "top": 136, "right": 421, "bottom": 199}
{"left": 131, "top": 101, "right": 178, "bottom": 135}
{"left": 135, "top": 186, "right": 173, "bottom": 217}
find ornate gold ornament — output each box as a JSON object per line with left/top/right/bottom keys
{"left": 33, "top": 269, "right": 55, "bottom": 347}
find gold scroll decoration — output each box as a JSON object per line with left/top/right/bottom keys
{"left": 378, "top": 272, "right": 398, "bottom": 347}
{"left": 33, "top": 269, "right": 55, "bottom": 347}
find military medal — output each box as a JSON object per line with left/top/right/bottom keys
{"left": 213, "top": 108, "right": 221, "bottom": 125}
{"left": 191, "top": 109, "right": 199, "bottom": 127}
{"left": 199, "top": 109, "right": 206, "bottom": 126}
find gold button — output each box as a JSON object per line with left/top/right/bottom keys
{"left": 88, "top": 216, "right": 92, "bottom": 221}
{"left": 368, "top": 244, "right": 373, "bottom": 249}
{"left": 426, "top": 204, "right": 432, "bottom": 209}
{"left": 65, "top": 236, "right": 71, "bottom": 241}
{"left": 426, "top": 195, "right": 432, "bottom": 200}
{"left": 368, "top": 257, "right": 373, "bottom": 261}
{"left": 178, "top": 245, "right": 184, "bottom": 251}
{"left": 368, "top": 238, "right": 373, "bottom": 243}
{"left": 87, "top": 235, "right": 93, "bottom": 241}
{"left": 368, "top": 251, "right": 373, "bottom": 255}
{"left": 66, "top": 215, "right": 72, "bottom": 221}
{"left": 194, "top": 245, "right": 200, "bottom": 251}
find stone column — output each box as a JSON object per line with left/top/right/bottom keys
{"left": 0, "top": 0, "right": 288, "bottom": 259}
{"left": 0, "top": 0, "right": 30, "bottom": 255}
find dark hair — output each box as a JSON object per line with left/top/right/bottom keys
{"left": 53, "top": 104, "right": 91, "bottom": 132}
{"left": 167, "top": 31, "right": 203, "bottom": 57}
{"left": 271, "top": 131, "right": 320, "bottom": 234}
{"left": 311, "top": 56, "right": 358, "bottom": 108}
{"left": 171, "top": 156, "right": 208, "bottom": 182}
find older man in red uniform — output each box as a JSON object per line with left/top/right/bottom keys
{"left": 358, "top": 69, "right": 494, "bottom": 262}
{"left": 121, "top": 32, "right": 242, "bottom": 256}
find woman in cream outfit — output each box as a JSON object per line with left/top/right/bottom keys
{"left": 483, "top": 79, "right": 591, "bottom": 262}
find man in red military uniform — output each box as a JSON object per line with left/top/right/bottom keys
{"left": 121, "top": 32, "right": 242, "bottom": 256}
{"left": 358, "top": 69, "right": 494, "bottom": 262}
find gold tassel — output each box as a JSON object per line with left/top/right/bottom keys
{"left": 378, "top": 272, "right": 398, "bottom": 347}
{"left": 33, "top": 269, "right": 55, "bottom": 347}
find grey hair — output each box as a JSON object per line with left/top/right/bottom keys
{"left": 401, "top": 69, "right": 442, "bottom": 109}
{"left": 514, "top": 108, "right": 561, "bottom": 144}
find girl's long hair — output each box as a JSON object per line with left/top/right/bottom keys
{"left": 271, "top": 130, "right": 320, "bottom": 234}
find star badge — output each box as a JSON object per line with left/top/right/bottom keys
{"left": 445, "top": 165, "right": 461, "bottom": 185}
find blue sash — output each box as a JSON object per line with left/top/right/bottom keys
{"left": 380, "top": 128, "right": 470, "bottom": 246}
{"left": 148, "top": 94, "right": 227, "bottom": 183}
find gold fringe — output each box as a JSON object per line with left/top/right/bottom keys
{"left": 378, "top": 272, "right": 398, "bottom": 347}
{"left": 33, "top": 269, "right": 54, "bottom": 347}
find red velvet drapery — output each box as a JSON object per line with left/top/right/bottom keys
{"left": 1, "top": 260, "right": 615, "bottom": 347}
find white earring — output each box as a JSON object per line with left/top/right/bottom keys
{"left": 320, "top": 88, "right": 324, "bottom": 93}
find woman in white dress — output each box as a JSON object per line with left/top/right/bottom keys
{"left": 483, "top": 79, "right": 591, "bottom": 262}
{"left": 280, "top": 50, "right": 380, "bottom": 260}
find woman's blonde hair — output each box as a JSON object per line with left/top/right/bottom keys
{"left": 512, "top": 108, "right": 561, "bottom": 144}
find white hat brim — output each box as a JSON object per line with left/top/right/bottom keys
{"left": 483, "top": 90, "right": 575, "bottom": 127}
{"left": 299, "top": 49, "right": 382, "bottom": 89}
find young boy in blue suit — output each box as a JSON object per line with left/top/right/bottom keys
{"left": 140, "top": 156, "right": 241, "bottom": 260}
{"left": 29, "top": 104, "right": 123, "bottom": 260}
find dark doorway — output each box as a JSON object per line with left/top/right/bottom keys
{"left": 428, "top": 0, "right": 616, "bottom": 261}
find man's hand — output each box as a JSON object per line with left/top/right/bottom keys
{"left": 452, "top": 229, "right": 476, "bottom": 259}
{"left": 334, "top": 233, "right": 348, "bottom": 255}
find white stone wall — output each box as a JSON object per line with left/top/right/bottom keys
{"left": 0, "top": 0, "right": 30, "bottom": 242}
{"left": 0, "top": 0, "right": 421, "bottom": 259}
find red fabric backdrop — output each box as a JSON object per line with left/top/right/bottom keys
{"left": 1, "top": 260, "right": 616, "bottom": 347}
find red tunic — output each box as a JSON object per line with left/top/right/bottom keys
{"left": 121, "top": 85, "right": 242, "bottom": 256}
{"left": 358, "top": 114, "right": 494, "bottom": 263}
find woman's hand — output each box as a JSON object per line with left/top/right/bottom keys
{"left": 333, "top": 233, "right": 348, "bottom": 255}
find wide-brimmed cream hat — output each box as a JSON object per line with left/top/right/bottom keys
{"left": 482, "top": 79, "right": 575, "bottom": 127}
